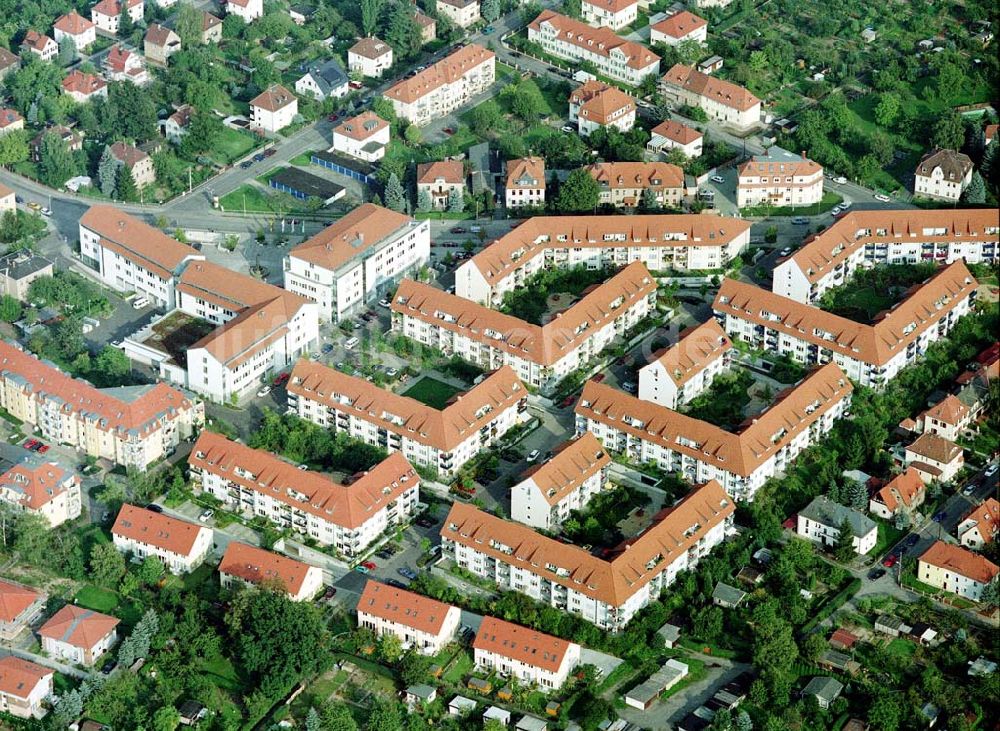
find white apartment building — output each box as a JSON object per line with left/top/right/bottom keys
{"left": 586, "top": 161, "right": 684, "bottom": 209}
{"left": 0, "top": 341, "right": 203, "bottom": 471}
{"left": 913, "top": 149, "right": 973, "bottom": 202}
{"left": 903, "top": 432, "right": 964, "bottom": 484}
{"left": 189, "top": 431, "right": 419, "bottom": 556}
{"left": 569, "top": 81, "right": 636, "bottom": 136}
{"left": 581, "top": 0, "right": 637, "bottom": 31}
{"left": 578, "top": 363, "right": 853, "bottom": 501}
{"left": 112, "top": 504, "right": 213, "bottom": 573}
{"left": 796, "top": 496, "right": 878, "bottom": 555}
{"left": 638, "top": 318, "right": 733, "bottom": 409}
{"left": 219, "top": 542, "right": 324, "bottom": 601}
{"left": 0, "top": 459, "right": 81, "bottom": 528}
{"left": 90, "top": 0, "right": 144, "bottom": 34}
{"left": 287, "top": 362, "right": 527, "bottom": 478}
{"left": 511, "top": 432, "right": 610, "bottom": 530}
{"left": 647, "top": 119, "right": 703, "bottom": 158}
{"left": 38, "top": 605, "right": 119, "bottom": 667}
{"left": 773, "top": 209, "right": 999, "bottom": 303}
{"left": 958, "top": 499, "right": 998, "bottom": 551}
{"left": 714, "top": 261, "right": 979, "bottom": 389}
{"left": 384, "top": 44, "right": 495, "bottom": 126}
{"left": 284, "top": 203, "right": 429, "bottom": 322}
{"left": 224, "top": 0, "right": 263, "bottom": 22}
{"left": 348, "top": 37, "right": 393, "bottom": 78}
{"left": 660, "top": 64, "right": 761, "bottom": 132}
{"left": 331, "top": 112, "right": 391, "bottom": 162}
{"left": 455, "top": 214, "right": 751, "bottom": 307}
{"left": 918, "top": 541, "right": 998, "bottom": 601}
{"left": 443, "top": 480, "right": 734, "bottom": 630}
{"left": 736, "top": 151, "right": 823, "bottom": 208}
{"left": 0, "top": 656, "right": 52, "bottom": 720}
{"left": 250, "top": 84, "right": 298, "bottom": 133}
{"left": 528, "top": 11, "right": 660, "bottom": 87}
{"left": 53, "top": 10, "right": 96, "bottom": 51}
{"left": 393, "top": 262, "right": 657, "bottom": 393}
{"left": 79, "top": 205, "right": 205, "bottom": 309}
{"left": 474, "top": 617, "right": 581, "bottom": 690}
{"left": 650, "top": 10, "right": 708, "bottom": 45}
{"left": 505, "top": 157, "right": 546, "bottom": 209}
{"left": 915, "top": 394, "right": 973, "bottom": 442}
{"left": 437, "top": 0, "right": 481, "bottom": 28}
{"left": 357, "top": 580, "right": 461, "bottom": 655}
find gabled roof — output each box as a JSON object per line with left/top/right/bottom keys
{"left": 651, "top": 10, "right": 707, "bottom": 39}
{"left": 474, "top": 616, "right": 577, "bottom": 673}
{"left": 301, "top": 60, "right": 347, "bottom": 95}
{"left": 0, "top": 47, "right": 19, "bottom": 71}
{"left": 916, "top": 148, "right": 973, "bottom": 181}
{"left": 799, "top": 496, "right": 876, "bottom": 537}
{"left": 872, "top": 467, "right": 925, "bottom": 512}
{"left": 22, "top": 30, "right": 56, "bottom": 52}
{"left": 54, "top": 10, "right": 94, "bottom": 34}
{"left": 145, "top": 23, "right": 179, "bottom": 47}
{"left": 586, "top": 161, "right": 684, "bottom": 191}
{"left": 650, "top": 119, "right": 702, "bottom": 145}
{"left": 906, "top": 432, "right": 962, "bottom": 464}
{"left": 919, "top": 540, "right": 999, "bottom": 584}
{"left": 516, "top": 432, "right": 609, "bottom": 507}
{"left": 0, "top": 580, "right": 41, "bottom": 623}
{"left": 0, "top": 656, "right": 52, "bottom": 699}
{"left": 384, "top": 44, "right": 494, "bottom": 104}
{"left": 251, "top": 84, "right": 297, "bottom": 112}
{"left": 529, "top": 11, "right": 659, "bottom": 71}
{"left": 288, "top": 203, "right": 412, "bottom": 272}
{"left": 92, "top": 0, "right": 142, "bottom": 17}
{"left": 505, "top": 157, "right": 545, "bottom": 190}
{"left": 38, "top": 604, "right": 119, "bottom": 649}
{"left": 219, "top": 542, "right": 318, "bottom": 595}
{"left": 0, "top": 109, "right": 22, "bottom": 129}
{"left": 0, "top": 459, "right": 77, "bottom": 510}
{"left": 189, "top": 432, "right": 418, "bottom": 529}
{"left": 661, "top": 64, "right": 759, "bottom": 111}
{"left": 961, "top": 498, "right": 999, "bottom": 545}
{"left": 357, "top": 580, "right": 457, "bottom": 635}
{"left": 417, "top": 160, "right": 464, "bottom": 185}
{"left": 112, "top": 503, "right": 207, "bottom": 557}
{"left": 108, "top": 140, "right": 149, "bottom": 168}
{"left": 645, "top": 318, "right": 732, "bottom": 387}
{"left": 80, "top": 206, "right": 198, "bottom": 281}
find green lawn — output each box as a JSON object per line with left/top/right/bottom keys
{"left": 211, "top": 128, "right": 259, "bottom": 165}
{"left": 741, "top": 191, "right": 843, "bottom": 218}
{"left": 200, "top": 654, "right": 245, "bottom": 693}
{"left": 442, "top": 651, "right": 474, "bottom": 684}
{"left": 885, "top": 638, "right": 916, "bottom": 660}
{"left": 402, "top": 377, "right": 464, "bottom": 410}
{"left": 74, "top": 585, "right": 119, "bottom": 613}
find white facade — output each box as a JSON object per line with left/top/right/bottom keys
{"left": 53, "top": 16, "right": 96, "bottom": 51}
{"left": 331, "top": 118, "right": 391, "bottom": 162}
{"left": 357, "top": 583, "right": 461, "bottom": 655}
{"left": 384, "top": 45, "right": 495, "bottom": 126}
{"left": 91, "top": 0, "right": 144, "bottom": 34}
{"left": 581, "top": 0, "right": 637, "bottom": 31}
{"left": 224, "top": 0, "right": 263, "bottom": 22}
{"left": 437, "top": 0, "right": 481, "bottom": 28}
{"left": 736, "top": 154, "right": 823, "bottom": 208}
{"left": 250, "top": 86, "right": 298, "bottom": 133}
{"left": 660, "top": 64, "right": 761, "bottom": 132}
{"left": 638, "top": 334, "right": 732, "bottom": 409}
{"left": 112, "top": 523, "right": 212, "bottom": 574}
{"left": 0, "top": 658, "right": 51, "bottom": 720}
{"left": 474, "top": 638, "right": 581, "bottom": 690}
{"left": 914, "top": 163, "right": 973, "bottom": 202}
{"left": 796, "top": 504, "right": 878, "bottom": 555}
{"left": 647, "top": 123, "right": 703, "bottom": 158}
{"left": 0, "top": 464, "right": 82, "bottom": 528}
{"left": 348, "top": 39, "right": 394, "bottom": 78}
{"left": 918, "top": 543, "right": 998, "bottom": 601}
{"left": 41, "top": 629, "right": 116, "bottom": 667}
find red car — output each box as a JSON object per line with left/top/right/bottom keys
{"left": 443, "top": 127, "right": 455, "bottom": 135}
{"left": 560, "top": 395, "right": 576, "bottom": 408}
{"left": 328, "top": 113, "right": 340, "bottom": 122}
{"left": 37, "top": 444, "right": 50, "bottom": 454}
{"left": 882, "top": 555, "right": 898, "bottom": 568}
{"left": 273, "top": 372, "right": 290, "bottom": 386}
{"left": 362, "top": 561, "right": 377, "bottom": 570}
{"left": 592, "top": 373, "right": 606, "bottom": 383}
{"left": 23, "top": 439, "right": 38, "bottom": 450}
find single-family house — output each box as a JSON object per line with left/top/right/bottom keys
{"left": 108, "top": 141, "right": 156, "bottom": 188}
{"left": 904, "top": 433, "right": 964, "bottom": 484}
{"left": 90, "top": 0, "right": 144, "bottom": 35}
{"left": 349, "top": 37, "right": 393, "bottom": 78}
{"left": 505, "top": 157, "right": 546, "bottom": 209}
{"left": 647, "top": 119, "right": 703, "bottom": 158}
{"left": 0, "top": 459, "right": 82, "bottom": 527}
{"left": 797, "top": 496, "right": 878, "bottom": 555}
{"left": 160, "top": 105, "right": 194, "bottom": 144}
{"left": 224, "top": 0, "right": 264, "bottom": 22}
{"left": 295, "top": 60, "right": 348, "bottom": 101}
{"left": 200, "top": 12, "right": 223, "bottom": 43}
{"left": 416, "top": 160, "right": 466, "bottom": 210}
{"left": 437, "top": 0, "right": 481, "bottom": 28}
{"left": 869, "top": 467, "right": 926, "bottom": 520}
{"left": 914, "top": 149, "right": 973, "bottom": 202}
{"left": 918, "top": 540, "right": 999, "bottom": 601}
{"left": 915, "top": 395, "right": 974, "bottom": 442}
{"left": 104, "top": 45, "right": 150, "bottom": 85}
{"left": 330, "top": 111, "right": 390, "bottom": 162}
{"left": 250, "top": 84, "right": 299, "bottom": 133}
{"left": 62, "top": 70, "right": 108, "bottom": 102}
{"left": 145, "top": 24, "right": 181, "bottom": 66}
{"left": 53, "top": 10, "right": 96, "bottom": 52}
{"left": 569, "top": 80, "right": 636, "bottom": 136}
{"left": 21, "top": 31, "right": 58, "bottom": 61}
{"left": 0, "top": 656, "right": 53, "bottom": 719}
{"left": 650, "top": 10, "right": 707, "bottom": 45}
{"left": 38, "top": 605, "right": 119, "bottom": 667}
{"left": 0, "top": 109, "right": 24, "bottom": 135}
{"left": 958, "top": 498, "right": 998, "bottom": 550}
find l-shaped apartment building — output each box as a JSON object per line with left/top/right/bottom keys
{"left": 286, "top": 362, "right": 527, "bottom": 478}
{"left": 189, "top": 431, "right": 419, "bottom": 556}
{"left": 774, "top": 208, "right": 998, "bottom": 303}
{"left": 393, "top": 262, "right": 658, "bottom": 392}
{"left": 455, "top": 214, "right": 750, "bottom": 307}
{"left": 577, "top": 362, "right": 853, "bottom": 501}
{"left": 714, "top": 260, "right": 978, "bottom": 389}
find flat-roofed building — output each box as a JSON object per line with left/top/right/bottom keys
{"left": 189, "top": 431, "right": 419, "bottom": 556}
{"left": 284, "top": 203, "right": 429, "bottom": 322}
{"left": 581, "top": 0, "right": 637, "bottom": 30}
{"left": 39, "top": 604, "right": 119, "bottom": 667}
{"left": 511, "top": 432, "right": 610, "bottom": 530}
{"left": 918, "top": 541, "right": 999, "bottom": 601}
{"left": 528, "top": 11, "right": 660, "bottom": 86}
{"left": 773, "top": 209, "right": 998, "bottom": 304}
{"left": 393, "top": 262, "right": 658, "bottom": 392}
{"left": 713, "top": 261, "right": 979, "bottom": 389}
{"left": 0, "top": 656, "right": 53, "bottom": 719}
{"left": 660, "top": 64, "right": 760, "bottom": 132}
{"left": 384, "top": 44, "right": 495, "bottom": 126}
{"left": 442, "top": 480, "right": 734, "bottom": 630}
{"left": 0, "top": 341, "right": 202, "bottom": 470}
{"left": 287, "top": 362, "right": 527, "bottom": 477}
{"left": 578, "top": 363, "right": 852, "bottom": 501}
{"left": 474, "top": 617, "right": 581, "bottom": 690}
{"left": 357, "top": 580, "right": 461, "bottom": 655}
{"left": 219, "top": 542, "right": 324, "bottom": 601}
{"left": 639, "top": 319, "right": 733, "bottom": 409}
{"left": 0, "top": 458, "right": 81, "bottom": 527}
{"left": 736, "top": 151, "right": 823, "bottom": 208}
{"left": 455, "top": 215, "right": 751, "bottom": 307}
{"left": 112, "top": 504, "right": 213, "bottom": 573}
{"left": 586, "top": 161, "right": 684, "bottom": 209}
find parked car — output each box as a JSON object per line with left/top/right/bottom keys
{"left": 622, "top": 381, "right": 637, "bottom": 394}
{"left": 37, "top": 444, "right": 49, "bottom": 454}
{"left": 874, "top": 193, "right": 891, "bottom": 202}
{"left": 483, "top": 25, "right": 495, "bottom": 34}
{"left": 256, "top": 385, "right": 271, "bottom": 398}
{"left": 868, "top": 568, "right": 886, "bottom": 581}
{"left": 833, "top": 176, "right": 847, "bottom": 185}
{"left": 253, "top": 153, "right": 266, "bottom": 162}
{"left": 592, "top": 373, "right": 606, "bottom": 383}
{"left": 792, "top": 217, "right": 809, "bottom": 225}
{"left": 984, "top": 463, "right": 998, "bottom": 477}
{"left": 561, "top": 125, "right": 575, "bottom": 133}
{"left": 263, "top": 148, "right": 277, "bottom": 157}
{"left": 386, "top": 579, "right": 407, "bottom": 588}
{"left": 443, "top": 127, "right": 455, "bottom": 135}
{"left": 398, "top": 567, "right": 418, "bottom": 580}
{"left": 146, "top": 504, "right": 164, "bottom": 513}
{"left": 23, "top": 439, "right": 39, "bottom": 450}
{"left": 526, "top": 449, "right": 540, "bottom": 462}
{"left": 26, "top": 202, "right": 41, "bottom": 212}
{"left": 904, "top": 534, "right": 919, "bottom": 547}
{"left": 963, "top": 483, "right": 976, "bottom": 496}
{"left": 323, "top": 586, "right": 337, "bottom": 599}
{"left": 882, "top": 554, "right": 898, "bottom": 568}
{"left": 709, "top": 175, "right": 725, "bottom": 184}
{"left": 378, "top": 298, "right": 391, "bottom": 308}
{"left": 932, "top": 510, "right": 946, "bottom": 523}
{"left": 354, "top": 566, "right": 370, "bottom": 574}
{"left": 322, "top": 343, "right": 334, "bottom": 354}
{"left": 240, "top": 160, "right": 253, "bottom": 169}
{"left": 560, "top": 395, "right": 576, "bottom": 408}
{"left": 273, "top": 372, "right": 290, "bottom": 386}
{"left": 345, "top": 336, "right": 360, "bottom": 350}
{"left": 362, "top": 561, "right": 377, "bottom": 570}
{"left": 40, "top": 207, "right": 51, "bottom": 217}
{"left": 779, "top": 247, "right": 792, "bottom": 257}
{"left": 327, "top": 113, "right": 340, "bottom": 122}
{"left": 199, "top": 509, "right": 214, "bottom": 522}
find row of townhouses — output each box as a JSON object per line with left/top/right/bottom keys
{"left": 188, "top": 431, "right": 419, "bottom": 556}
{"left": 577, "top": 362, "right": 853, "bottom": 501}
{"left": 441, "top": 479, "right": 734, "bottom": 631}
{"left": 714, "top": 260, "right": 979, "bottom": 389}
{"left": 383, "top": 44, "right": 495, "bottom": 126}
{"left": 392, "top": 262, "right": 658, "bottom": 392}
{"left": 455, "top": 214, "right": 751, "bottom": 307}
{"left": 774, "top": 208, "right": 999, "bottom": 303}
{"left": 659, "top": 64, "right": 761, "bottom": 132}
{"left": 286, "top": 362, "right": 528, "bottom": 478}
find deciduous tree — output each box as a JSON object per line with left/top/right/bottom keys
{"left": 38, "top": 130, "right": 78, "bottom": 188}
{"left": 555, "top": 168, "right": 599, "bottom": 212}
{"left": 90, "top": 543, "right": 128, "bottom": 587}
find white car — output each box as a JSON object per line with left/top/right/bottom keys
{"left": 40, "top": 207, "right": 52, "bottom": 217}
{"left": 561, "top": 125, "right": 575, "bottom": 133}
{"left": 840, "top": 199, "right": 852, "bottom": 209}
{"left": 874, "top": 193, "right": 892, "bottom": 202}
{"left": 256, "top": 385, "right": 271, "bottom": 397}
{"left": 985, "top": 463, "right": 998, "bottom": 477}
{"left": 779, "top": 247, "right": 792, "bottom": 257}
{"left": 198, "top": 509, "right": 214, "bottom": 522}
{"left": 378, "top": 298, "right": 391, "bottom": 308}
{"left": 833, "top": 176, "right": 847, "bottom": 185}
{"left": 526, "top": 449, "right": 540, "bottom": 463}
{"left": 710, "top": 175, "right": 725, "bottom": 184}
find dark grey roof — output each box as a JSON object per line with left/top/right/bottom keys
{"left": 0, "top": 251, "right": 53, "bottom": 282}
{"left": 712, "top": 581, "right": 747, "bottom": 606}
{"left": 799, "top": 496, "right": 876, "bottom": 538}
{"left": 270, "top": 167, "right": 345, "bottom": 201}
{"left": 305, "top": 59, "right": 348, "bottom": 95}
{"left": 802, "top": 676, "right": 843, "bottom": 702}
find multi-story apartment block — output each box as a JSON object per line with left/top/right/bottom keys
{"left": 189, "top": 431, "right": 419, "bottom": 556}
{"left": 913, "top": 149, "right": 973, "bottom": 202}
{"left": 348, "top": 37, "right": 393, "bottom": 78}
{"left": 796, "top": 496, "right": 878, "bottom": 555}
{"left": 224, "top": 0, "right": 263, "bottom": 22}
{"left": 416, "top": 161, "right": 466, "bottom": 210}
{"left": 250, "top": 84, "right": 298, "bottom": 133}
{"left": 287, "top": 362, "right": 527, "bottom": 478}
{"left": 650, "top": 10, "right": 708, "bottom": 45}
{"left": 176, "top": 262, "right": 318, "bottom": 402}
{"left": 918, "top": 540, "right": 998, "bottom": 601}
{"left": 773, "top": 209, "right": 998, "bottom": 304}
{"left": 660, "top": 64, "right": 761, "bottom": 132}
{"left": 581, "top": 0, "right": 637, "bottom": 30}
{"left": 39, "top": 605, "right": 119, "bottom": 667}
{"left": 330, "top": 111, "right": 391, "bottom": 162}
{"left": 528, "top": 11, "right": 660, "bottom": 86}
{"left": 958, "top": 498, "right": 998, "bottom": 551}
{"left": 443, "top": 480, "right": 734, "bottom": 630}
{"left": 90, "top": 0, "right": 143, "bottom": 34}
{"left": 384, "top": 44, "right": 495, "bottom": 126}
{"left": 219, "top": 542, "right": 324, "bottom": 601}
{"left": 437, "top": 0, "right": 481, "bottom": 28}
{"left": 578, "top": 363, "right": 853, "bottom": 501}
{"left": 393, "top": 262, "right": 657, "bottom": 392}
{"left": 511, "top": 432, "right": 610, "bottom": 530}
{"left": 714, "top": 261, "right": 979, "bottom": 389}
{"left": 0, "top": 342, "right": 202, "bottom": 470}
{"left": 569, "top": 81, "right": 636, "bottom": 136}
{"left": 0, "top": 656, "right": 53, "bottom": 719}
{"left": 455, "top": 214, "right": 750, "bottom": 307}
{"left": 357, "top": 580, "right": 461, "bottom": 655}
{"left": 0, "top": 581, "right": 44, "bottom": 641}
{"left": 647, "top": 119, "right": 703, "bottom": 158}
{"left": 112, "top": 504, "right": 213, "bottom": 573}
{"left": 505, "top": 157, "right": 546, "bottom": 209}
{"left": 736, "top": 151, "right": 823, "bottom": 208}
{"left": 53, "top": 10, "right": 96, "bottom": 52}
{"left": 79, "top": 206, "right": 201, "bottom": 308}
{"left": 474, "top": 617, "right": 581, "bottom": 690}
{"left": 0, "top": 459, "right": 81, "bottom": 528}
{"left": 638, "top": 318, "right": 733, "bottom": 409}
{"left": 586, "top": 161, "right": 684, "bottom": 209}
{"left": 868, "top": 467, "right": 926, "bottom": 520}
{"left": 284, "top": 203, "right": 429, "bottom": 322}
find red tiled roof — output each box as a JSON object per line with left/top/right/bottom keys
{"left": 962, "top": 498, "right": 999, "bottom": 545}
{"left": 0, "top": 461, "right": 77, "bottom": 511}
{"left": 92, "top": 0, "right": 142, "bottom": 17}
{"left": 54, "top": 10, "right": 94, "bottom": 34}
{"left": 505, "top": 157, "right": 545, "bottom": 191}
{"left": 529, "top": 11, "right": 659, "bottom": 71}
{"left": 570, "top": 80, "right": 635, "bottom": 125}
{"left": 219, "top": 542, "right": 318, "bottom": 595}
{"left": 416, "top": 160, "right": 464, "bottom": 185}
{"left": 22, "top": 31, "right": 55, "bottom": 52}
{"left": 517, "top": 432, "right": 609, "bottom": 507}
{"left": 919, "top": 540, "right": 999, "bottom": 585}
{"left": 289, "top": 203, "right": 411, "bottom": 271}
{"left": 333, "top": 111, "right": 389, "bottom": 142}
{"left": 0, "top": 109, "right": 22, "bottom": 129}
{"left": 251, "top": 84, "right": 296, "bottom": 112}
{"left": 662, "top": 64, "right": 760, "bottom": 112}
{"left": 474, "top": 616, "right": 576, "bottom": 673}
{"left": 358, "top": 580, "right": 457, "bottom": 635}
{"left": 112, "top": 503, "right": 207, "bottom": 557}
{"left": 906, "top": 432, "right": 963, "bottom": 464}
{"left": 80, "top": 206, "right": 196, "bottom": 281}
{"left": 0, "top": 656, "right": 52, "bottom": 699}
{"left": 873, "top": 467, "right": 925, "bottom": 513}
{"left": 384, "top": 44, "right": 494, "bottom": 104}
{"left": 350, "top": 37, "right": 392, "bottom": 60}
{"left": 647, "top": 318, "right": 731, "bottom": 387}
{"left": 921, "top": 394, "right": 970, "bottom": 427}
{"left": 62, "top": 70, "right": 107, "bottom": 97}
{"left": 38, "top": 604, "right": 119, "bottom": 650}
{"left": 586, "top": 161, "right": 683, "bottom": 192}
{"left": 108, "top": 140, "right": 149, "bottom": 169}
{"left": 650, "top": 119, "right": 702, "bottom": 145}
{"left": 0, "top": 580, "right": 40, "bottom": 624}
{"left": 651, "top": 10, "right": 707, "bottom": 39}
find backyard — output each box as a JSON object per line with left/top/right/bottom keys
{"left": 402, "top": 376, "right": 464, "bottom": 410}
{"left": 682, "top": 369, "right": 757, "bottom": 430}
{"left": 817, "top": 262, "right": 939, "bottom": 323}
{"left": 498, "top": 265, "right": 617, "bottom": 326}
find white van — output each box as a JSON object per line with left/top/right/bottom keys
{"left": 132, "top": 297, "right": 148, "bottom": 310}
{"left": 345, "top": 336, "right": 360, "bottom": 350}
